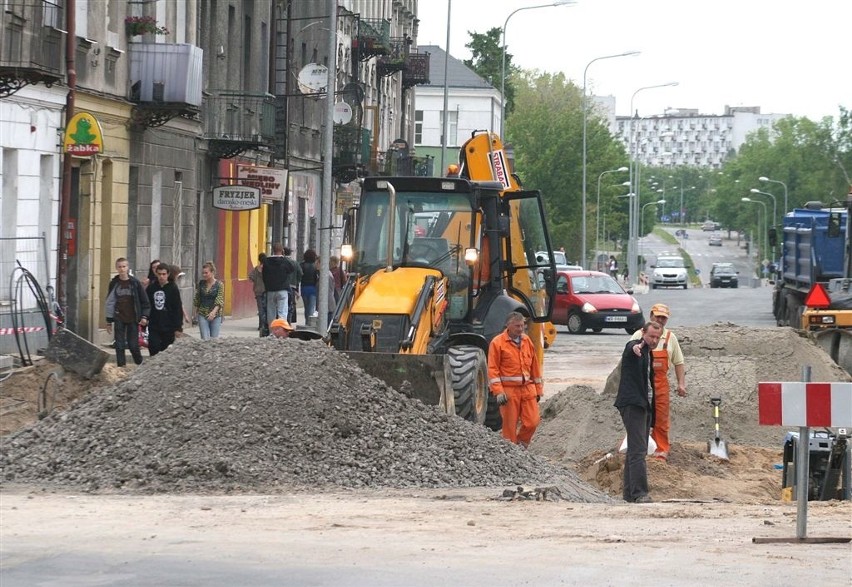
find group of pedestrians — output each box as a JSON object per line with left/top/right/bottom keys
{"left": 248, "top": 245, "right": 346, "bottom": 336}
{"left": 487, "top": 302, "right": 687, "bottom": 505}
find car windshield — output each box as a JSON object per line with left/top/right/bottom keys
{"left": 714, "top": 265, "right": 736, "bottom": 275}
{"left": 657, "top": 258, "right": 685, "bottom": 268}
{"left": 571, "top": 275, "right": 624, "bottom": 294}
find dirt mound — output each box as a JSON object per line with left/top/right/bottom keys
{"left": 531, "top": 324, "right": 850, "bottom": 502}
{"left": 0, "top": 337, "right": 608, "bottom": 501}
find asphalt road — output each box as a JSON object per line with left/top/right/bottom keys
{"left": 544, "top": 226, "right": 777, "bottom": 396}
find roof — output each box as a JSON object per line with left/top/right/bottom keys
{"left": 418, "top": 45, "right": 496, "bottom": 90}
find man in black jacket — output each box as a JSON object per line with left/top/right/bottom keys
{"left": 146, "top": 263, "right": 184, "bottom": 356}
{"left": 614, "top": 321, "right": 663, "bottom": 503}
{"left": 262, "top": 243, "right": 295, "bottom": 329}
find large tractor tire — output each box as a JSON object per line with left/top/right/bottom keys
{"left": 786, "top": 293, "right": 802, "bottom": 329}
{"left": 447, "top": 346, "right": 488, "bottom": 425}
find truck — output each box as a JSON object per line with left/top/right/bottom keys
{"left": 772, "top": 191, "right": 852, "bottom": 373}
{"left": 328, "top": 131, "right": 557, "bottom": 430}
{"left": 772, "top": 200, "right": 849, "bottom": 328}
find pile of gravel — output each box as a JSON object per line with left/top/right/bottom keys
{"left": 0, "top": 337, "right": 608, "bottom": 501}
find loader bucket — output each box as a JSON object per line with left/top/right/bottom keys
{"left": 343, "top": 352, "right": 454, "bottom": 415}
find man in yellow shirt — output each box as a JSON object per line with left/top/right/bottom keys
{"left": 630, "top": 303, "right": 687, "bottom": 460}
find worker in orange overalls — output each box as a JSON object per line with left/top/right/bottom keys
{"left": 631, "top": 303, "right": 687, "bottom": 460}
{"left": 488, "top": 311, "right": 543, "bottom": 447}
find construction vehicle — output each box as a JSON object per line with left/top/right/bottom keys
{"left": 782, "top": 190, "right": 852, "bottom": 373}
{"left": 328, "top": 131, "right": 557, "bottom": 429}
{"left": 781, "top": 429, "right": 851, "bottom": 501}
{"left": 772, "top": 197, "right": 849, "bottom": 328}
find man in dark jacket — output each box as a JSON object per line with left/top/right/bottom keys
{"left": 145, "top": 263, "right": 184, "bottom": 356}
{"left": 262, "top": 243, "right": 295, "bottom": 329}
{"left": 105, "top": 257, "right": 151, "bottom": 367}
{"left": 614, "top": 320, "right": 662, "bottom": 503}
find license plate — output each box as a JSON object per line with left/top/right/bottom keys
{"left": 605, "top": 316, "right": 627, "bottom": 323}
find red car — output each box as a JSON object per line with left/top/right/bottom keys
{"left": 553, "top": 270, "right": 645, "bottom": 334}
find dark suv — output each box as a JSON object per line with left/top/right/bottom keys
{"left": 710, "top": 263, "right": 739, "bottom": 288}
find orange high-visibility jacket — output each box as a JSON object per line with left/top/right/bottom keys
{"left": 487, "top": 331, "right": 543, "bottom": 397}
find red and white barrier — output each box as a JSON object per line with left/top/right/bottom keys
{"left": 0, "top": 326, "right": 46, "bottom": 336}
{"left": 758, "top": 382, "right": 852, "bottom": 427}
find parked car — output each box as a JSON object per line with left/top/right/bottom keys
{"left": 552, "top": 270, "right": 644, "bottom": 334}
{"left": 708, "top": 233, "right": 722, "bottom": 246}
{"left": 535, "top": 250, "right": 568, "bottom": 265}
{"left": 650, "top": 255, "right": 689, "bottom": 289}
{"left": 710, "top": 263, "right": 739, "bottom": 288}
{"left": 702, "top": 220, "right": 721, "bottom": 231}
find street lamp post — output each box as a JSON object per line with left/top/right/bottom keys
{"left": 595, "top": 166, "right": 628, "bottom": 264}
{"left": 581, "top": 51, "right": 639, "bottom": 269}
{"left": 627, "top": 82, "right": 678, "bottom": 287}
{"left": 500, "top": 1, "right": 574, "bottom": 140}
{"left": 749, "top": 188, "right": 777, "bottom": 229}
{"left": 759, "top": 176, "right": 788, "bottom": 215}
{"left": 640, "top": 199, "right": 665, "bottom": 257}
{"left": 742, "top": 197, "right": 767, "bottom": 262}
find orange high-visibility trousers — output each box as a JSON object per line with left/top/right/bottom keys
{"left": 499, "top": 385, "right": 541, "bottom": 446}
{"left": 651, "top": 346, "right": 671, "bottom": 456}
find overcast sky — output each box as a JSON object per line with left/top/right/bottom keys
{"left": 415, "top": 0, "right": 850, "bottom": 121}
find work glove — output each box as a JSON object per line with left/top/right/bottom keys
{"left": 536, "top": 395, "right": 541, "bottom": 403}
{"left": 495, "top": 393, "right": 508, "bottom": 406}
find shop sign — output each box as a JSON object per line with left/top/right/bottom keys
{"left": 63, "top": 112, "right": 104, "bottom": 156}
{"left": 212, "top": 186, "right": 261, "bottom": 211}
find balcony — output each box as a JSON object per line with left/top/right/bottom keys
{"left": 333, "top": 126, "right": 371, "bottom": 182}
{"left": 376, "top": 37, "right": 409, "bottom": 77}
{"left": 353, "top": 18, "right": 390, "bottom": 61}
{"left": 203, "top": 91, "right": 277, "bottom": 159}
{"left": 0, "top": 1, "right": 65, "bottom": 97}
{"left": 380, "top": 149, "right": 434, "bottom": 177}
{"left": 129, "top": 43, "right": 203, "bottom": 128}
{"left": 402, "top": 51, "right": 430, "bottom": 88}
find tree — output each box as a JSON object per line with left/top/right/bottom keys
{"left": 464, "top": 28, "right": 514, "bottom": 114}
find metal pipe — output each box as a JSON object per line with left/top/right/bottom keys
{"left": 796, "top": 365, "right": 812, "bottom": 539}
{"left": 385, "top": 182, "right": 397, "bottom": 272}
{"left": 318, "top": 0, "right": 336, "bottom": 333}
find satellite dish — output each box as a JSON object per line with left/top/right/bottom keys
{"left": 297, "top": 63, "right": 329, "bottom": 95}
{"left": 333, "top": 102, "right": 353, "bottom": 125}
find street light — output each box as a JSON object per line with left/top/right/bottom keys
{"left": 640, "top": 199, "right": 666, "bottom": 239}
{"left": 500, "top": 1, "right": 574, "bottom": 140}
{"left": 627, "top": 82, "right": 678, "bottom": 287}
{"left": 759, "top": 176, "right": 788, "bottom": 215}
{"left": 749, "top": 188, "right": 777, "bottom": 229}
{"left": 581, "top": 51, "right": 639, "bottom": 269}
{"left": 595, "top": 166, "right": 628, "bottom": 263}
{"left": 742, "top": 197, "right": 767, "bottom": 262}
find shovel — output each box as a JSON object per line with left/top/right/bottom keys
{"left": 708, "top": 397, "right": 729, "bottom": 460}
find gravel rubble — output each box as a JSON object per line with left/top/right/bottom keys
{"left": 0, "top": 337, "right": 609, "bottom": 502}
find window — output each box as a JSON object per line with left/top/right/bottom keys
{"left": 43, "top": 0, "right": 62, "bottom": 28}
{"left": 439, "top": 110, "right": 458, "bottom": 147}
{"left": 414, "top": 110, "right": 423, "bottom": 144}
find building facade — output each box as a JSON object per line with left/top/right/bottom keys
{"left": 0, "top": 0, "right": 429, "bottom": 348}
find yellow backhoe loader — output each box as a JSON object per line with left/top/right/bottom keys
{"left": 328, "top": 131, "right": 557, "bottom": 430}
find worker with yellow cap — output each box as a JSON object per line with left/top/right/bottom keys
{"left": 630, "top": 303, "right": 687, "bottom": 460}
{"left": 269, "top": 318, "right": 295, "bottom": 339}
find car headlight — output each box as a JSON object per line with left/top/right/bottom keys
{"left": 631, "top": 301, "right": 640, "bottom": 313}
{"left": 581, "top": 302, "right": 597, "bottom": 313}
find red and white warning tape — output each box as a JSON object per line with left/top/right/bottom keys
{"left": 0, "top": 326, "right": 46, "bottom": 335}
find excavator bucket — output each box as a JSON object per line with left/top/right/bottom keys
{"left": 343, "top": 351, "right": 454, "bottom": 415}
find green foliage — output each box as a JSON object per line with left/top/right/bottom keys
{"left": 507, "top": 70, "right": 629, "bottom": 262}
{"left": 464, "top": 28, "right": 513, "bottom": 113}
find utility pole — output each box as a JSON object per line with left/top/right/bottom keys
{"left": 317, "top": 0, "right": 336, "bottom": 333}
{"left": 57, "top": 0, "right": 77, "bottom": 322}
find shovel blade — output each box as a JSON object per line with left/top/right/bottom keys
{"left": 708, "top": 438, "right": 729, "bottom": 460}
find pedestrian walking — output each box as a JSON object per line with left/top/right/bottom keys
{"left": 615, "top": 320, "right": 663, "bottom": 503}
{"left": 608, "top": 255, "right": 618, "bottom": 279}
{"left": 299, "top": 249, "right": 319, "bottom": 321}
{"left": 630, "top": 303, "right": 687, "bottom": 461}
{"left": 487, "top": 312, "right": 543, "bottom": 447}
{"left": 193, "top": 261, "right": 224, "bottom": 340}
{"left": 262, "top": 243, "right": 295, "bottom": 329}
{"left": 249, "top": 252, "right": 268, "bottom": 336}
{"left": 105, "top": 257, "right": 150, "bottom": 367}
{"left": 145, "top": 262, "right": 184, "bottom": 355}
